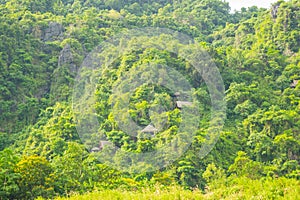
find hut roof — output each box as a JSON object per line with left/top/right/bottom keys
{"left": 141, "top": 124, "right": 158, "bottom": 133}
{"left": 174, "top": 92, "right": 181, "bottom": 97}
{"left": 176, "top": 101, "right": 193, "bottom": 108}
{"left": 290, "top": 80, "right": 299, "bottom": 88}
{"left": 91, "top": 147, "right": 100, "bottom": 152}
{"left": 99, "top": 141, "right": 111, "bottom": 148}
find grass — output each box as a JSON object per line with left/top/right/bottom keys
{"left": 54, "top": 186, "right": 204, "bottom": 200}
{"left": 53, "top": 177, "right": 300, "bottom": 200}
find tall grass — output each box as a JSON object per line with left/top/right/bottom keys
{"left": 53, "top": 177, "right": 300, "bottom": 200}
{"left": 55, "top": 186, "right": 204, "bottom": 200}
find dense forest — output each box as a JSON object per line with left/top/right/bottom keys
{"left": 0, "top": 0, "right": 299, "bottom": 199}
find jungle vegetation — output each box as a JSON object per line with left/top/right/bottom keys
{"left": 0, "top": 0, "right": 299, "bottom": 199}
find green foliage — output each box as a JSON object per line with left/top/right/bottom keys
{"left": 228, "top": 151, "right": 264, "bottom": 179}
{"left": 54, "top": 177, "right": 300, "bottom": 200}
{"left": 15, "top": 155, "right": 55, "bottom": 199}
{"left": 203, "top": 163, "right": 225, "bottom": 189}
{"left": 0, "top": 0, "right": 299, "bottom": 199}
{"left": 0, "top": 149, "right": 20, "bottom": 200}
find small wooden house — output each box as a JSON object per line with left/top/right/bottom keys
{"left": 176, "top": 101, "right": 193, "bottom": 109}
{"left": 174, "top": 92, "right": 181, "bottom": 97}
{"left": 99, "top": 140, "right": 111, "bottom": 150}
{"left": 141, "top": 124, "right": 158, "bottom": 135}
{"left": 90, "top": 147, "right": 100, "bottom": 153}
{"left": 290, "top": 80, "right": 299, "bottom": 88}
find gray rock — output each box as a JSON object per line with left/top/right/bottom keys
{"left": 42, "top": 22, "right": 64, "bottom": 42}
{"left": 58, "top": 44, "right": 77, "bottom": 73}
{"left": 59, "top": 44, "right": 72, "bottom": 65}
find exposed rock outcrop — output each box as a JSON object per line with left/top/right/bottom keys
{"left": 42, "top": 22, "right": 64, "bottom": 42}
{"left": 58, "top": 44, "right": 77, "bottom": 73}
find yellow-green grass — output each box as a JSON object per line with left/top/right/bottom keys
{"left": 54, "top": 177, "right": 300, "bottom": 200}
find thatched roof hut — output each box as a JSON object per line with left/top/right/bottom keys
{"left": 141, "top": 124, "right": 158, "bottom": 134}
{"left": 91, "top": 147, "right": 100, "bottom": 152}
{"left": 290, "top": 80, "right": 299, "bottom": 88}
{"left": 174, "top": 92, "right": 181, "bottom": 97}
{"left": 176, "top": 101, "right": 193, "bottom": 109}
{"left": 99, "top": 140, "right": 111, "bottom": 150}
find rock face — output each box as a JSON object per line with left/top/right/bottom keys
{"left": 58, "top": 44, "right": 77, "bottom": 73}
{"left": 59, "top": 44, "right": 73, "bottom": 65}
{"left": 42, "top": 22, "right": 64, "bottom": 41}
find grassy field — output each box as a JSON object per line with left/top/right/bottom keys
{"left": 54, "top": 177, "right": 300, "bottom": 200}
{"left": 55, "top": 188, "right": 203, "bottom": 200}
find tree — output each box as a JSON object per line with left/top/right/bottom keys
{"left": 0, "top": 149, "right": 20, "bottom": 200}
{"left": 203, "top": 163, "right": 225, "bottom": 189}
{"left": 229, "top": 151, "right": 264, "bottom": 179}
{"left": 15, "top": 155, "right": 54, "bottom": 199}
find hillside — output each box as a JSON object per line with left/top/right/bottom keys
{"left": 0, "top": 0, "right": 299, "bottom": 199}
